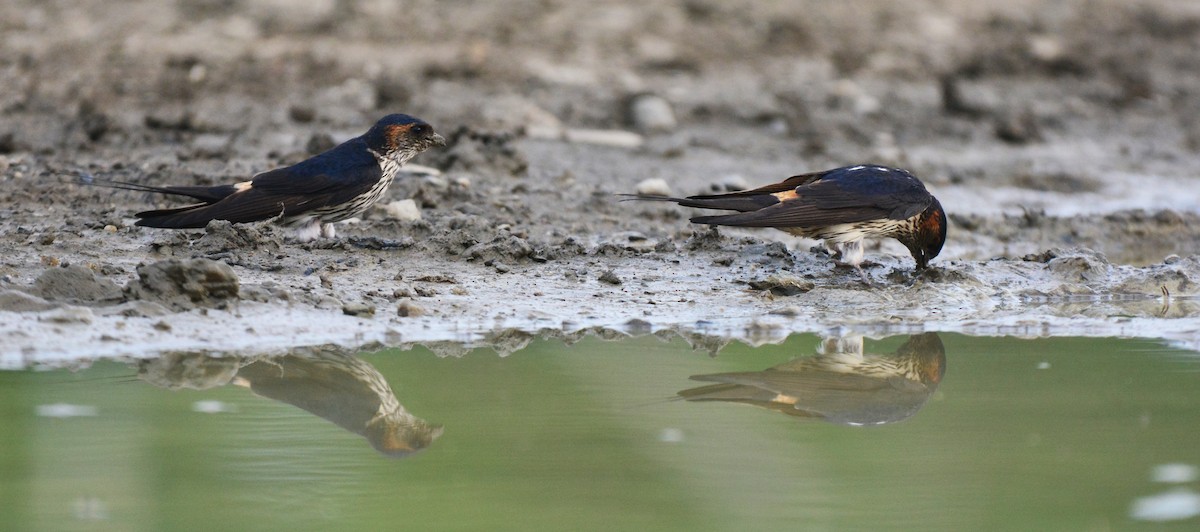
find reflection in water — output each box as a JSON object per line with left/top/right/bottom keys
{"left": 138, "top": 348, "right": 442, "bottom": 456}
{"left": 678, "top": 333, "right": 945, "bottom": 425}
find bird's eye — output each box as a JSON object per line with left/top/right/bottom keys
{"left": 412, "top": 124, "right": 428, "bottom": 135}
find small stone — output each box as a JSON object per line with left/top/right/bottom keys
{"left": 768, "top": 305, "right": 802, "bottom": 316}
{"left": 748, "top": 275, "right": 815, "bottom": 296}
{"left": 719, "top": 174, "right": 749, "bottom": 192}
{"left": 153, "top": 320, "right": 172, "bottom": 331}
{"left": 42, "top": 306, "right": 94, "bottom": 324}
{"left": 382, "top": 199, "right": 421, "bottom": 221}
{"left": 599, "top": 270, "right": 623, "bottom": 285}
{"left": 127, "top": 258, "right": 240, "bottom": 311}
{"left": 103, "top": 225, "right": 117, "bottom": 233}
{"left": 342, "top": 302, "right": 376, "bottom": 317}
{"left": 396, "top": 300, "right": 426, "bottom": 317}
{"left": 0, "top": 289, "right": 58, "bottom": 312}
{"left": 1028, "top": 36, "right": 1065, "bottom": 62}
{"left": 288, "top": 104, "right": 316, "bottom": 123}
{"left": 628, "top": 93, "right": 677, "bottom": 132}
{"left": 995, "top": 110, "right": 1042, "bottom": 144}
{"left": 33, "top": 264, "right": 123, "bottom": 303}
{"left": 563, "top": 128, "right": 644, "bottom": 149}
{"left": 635, "top": 178, "right": 671, "bottom": 196}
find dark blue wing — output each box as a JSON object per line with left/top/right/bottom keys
{"left": 135, "top": 138, "right": 382, "bottom": 227}
{"left": 691, "top": 165, "right": 933, "bottom": 228}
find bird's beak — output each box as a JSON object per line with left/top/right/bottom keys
{"left": 429, "top": 133, "right": 446, "bottom": 147}
{"left": 913, "top": 250, "right": 929, "bottom": 270}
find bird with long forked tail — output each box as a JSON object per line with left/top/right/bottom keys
{"left": 677, "top": 332, "right": 946, "bottom": 425}
{"left": 626, "top": 165, "right": 947, "bottom": 282}
{"left": 81, "top": 114, "right": 445, "bottom": 241}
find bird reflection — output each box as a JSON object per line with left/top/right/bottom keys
{"left": 138, "top": 347, "right": 442, "bottom": 456}
{"left": 678, "top": 333, "right": 945, "bottom": 425}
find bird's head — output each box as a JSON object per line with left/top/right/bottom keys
{"left": 894, "top": 332, "right": 946, "bottom": 385}
{"left": 362, "top": 114, "right": 446, "bottom": 161}
{"left": 903, "top": 197, "right": 947, "bottom": 270}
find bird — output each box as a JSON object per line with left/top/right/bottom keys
{"left": 139, "top": 347, "right": 443, "bottom": 457}
{"left": 82, "top": 113, "right": 445, "bottom": 241}
{"left": 627, "top": 165, "right": 947, "bottom": 282}
{"left": 677, "top": 332, "right": 946, "bottom": 425}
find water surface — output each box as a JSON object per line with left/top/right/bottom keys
{"left": 2, "top": 333, "right": 1198, "bottom": 530}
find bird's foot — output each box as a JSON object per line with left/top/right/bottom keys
{"left": 855, "top": 266, "right": 878, "bottom": 288}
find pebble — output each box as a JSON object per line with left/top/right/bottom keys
{"left": 718, "top": 174, "right": 749, "bottom": 192}
{"left": 42, "top": 306, "right": 95, "bottom": 324}
{"left": 628, "top": 93, "right": 677, "bottom": 132}
{"left": 563, "top": 128, "right": 645, "bottom": 149}
{"left": 342, "top": 302, "right": 376, "bottom": 317}
{"left": 635, "top": 178, "right": 671, "bottom": 196}
{"left": 599, "top": 270, "right": 623, "bottom": 285}
{"left": 396, "top": 300, "right": 426, "bottom": 317}
{"left": 0, "top": 289, "right": 58, "bottom": 312}
{"left": 382, "top": 199, "right": 421, "bottom": 221}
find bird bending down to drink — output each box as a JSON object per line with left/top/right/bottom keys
{"left": 627, "top": 165, "right": 947, "bottom": 283}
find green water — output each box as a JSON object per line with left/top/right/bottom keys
{"left": 2, "top": 333, "right": 1199, "bottom": 531}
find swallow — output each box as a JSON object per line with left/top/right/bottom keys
{"left": 677, "top": 333, "right": 945, "bottom": 425}
{"left": 627, "top": 165, "right": 947, "bottom": 282}
{"left": 139, "top": 348, "right": 443, "bottom": 457}
{"left": 83, "top": 114, "right": 445, "bottom": 241}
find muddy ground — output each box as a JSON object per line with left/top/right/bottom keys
{"left": 2, "top": 0, "right": 1200, "bottom": 366}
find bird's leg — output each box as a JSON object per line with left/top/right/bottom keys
{"left": 855, "top": 265, "right": 875, "bottom": 287}
{"left": 833, "top": 239, "right": 875, "bottom": 286}
{"left": 321, "top": 222, "right": 337, "bottom": 239}
{"left": 293, "top": 218, "right": 322, "bottom": 242}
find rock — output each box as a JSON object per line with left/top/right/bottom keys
{"left": 288, "top": 104, "right": 316, "bottom": 123}
{"left": 396, "top": 300, "right": 426, "bottom": 317}
{"left": 563, "top": 128, "right": 644, "bottom": 149}
{"left": 342, "top": 302, "right": 376, "bottom": 317}
{"left": 462, "top": 236, "right": 534, "bottom": 262}
{"left": 41, "top": 306, "right": 95, "bottom": 324}
{"left": 306, "top": 132, "right": 336, "bottom": 154}
{"left": 599, "top": 270, "right": 623, "bottom": 285}
{"left": 635, "top": 178, "right": 671, "bottom": 196}
{"left": 32, "top": 265, "right": 123, "bottom": 304}
{"left": 127, "top": 258, "right": 240, "bottom": 311}
{"left": 95, "top": 300, "right": 173, "bottom": 318}
{"left": 749, "top": 275, "right": 815, "bottom": 296}
{"left": 628, "top": 93, "right": 677, "bottom": 132}
{"left": 995, "top": 110, "right": 1042, "bottom": 144}
{"left": 0, "top": 289, "right": 59, "bottom": 312}
{"left": 382, "top": 199, "right": 422, "bottom": 221}
{"left": 769, "top": 305, "right": 803, "bottom": 316}
{"left": 718, "top": 174, "right": 749, "bottom": 192}
{"left": 1046, "top": 249, "right": 1110, "bottom": 283}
